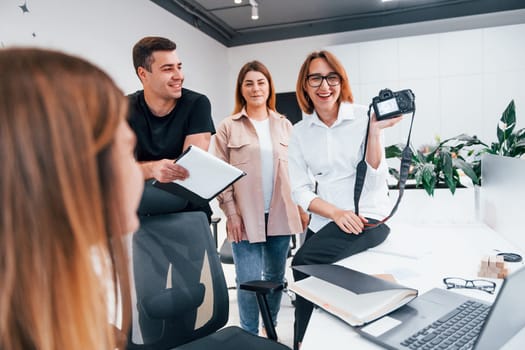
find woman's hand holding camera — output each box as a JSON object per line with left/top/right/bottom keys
{"left": 370, "top": 112, "right": 404, "bottom": 135}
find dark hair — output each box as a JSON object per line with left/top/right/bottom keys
{"left": 296, "top": 50, "right": 353, "bottom": 114}
{"left": 132, "top": 36, "right": 177, "bottom": 74}
{"left": 233, "top": 60, "right": 276, "bottom": 114}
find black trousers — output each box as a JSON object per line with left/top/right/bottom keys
{"left": 291, "top": 219, "right": 390, "bottom": 349}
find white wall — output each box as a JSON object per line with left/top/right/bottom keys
{"left": 0, "top": 0, "right": 230, "bottom": 124}
{"left": 325, "top": 24, "right": 525, "bottom": 148}
{"left": 1, "top": 1, "right": 524, "bottom": 147}
{"left": 227, "top": 9, "right": 525, "bottom": 148}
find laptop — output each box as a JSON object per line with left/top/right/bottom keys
{"left": 356, "top": 266, "right": 525, "bottom": 350}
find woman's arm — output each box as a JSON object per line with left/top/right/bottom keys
{"left": 366, "top": 113, "right": 403, "bottom": 168}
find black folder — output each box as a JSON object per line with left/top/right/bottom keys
{"left": 293, "top": 264, "right": 413, "bottom": 294}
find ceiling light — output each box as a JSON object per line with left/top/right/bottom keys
{"left": 250, "top": 0, "right": 258, "bottom": 20}
{"left": 234, "top": 0, "right": 242, "bottom": 4}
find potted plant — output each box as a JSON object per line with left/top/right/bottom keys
{"left": 470, "top": 100, "right": 525, "bottom": 180}
{"left": 386, "top": 100, "right": 524, "bottom": 196}
{"left": 385, "top": 135, "right": 482, "bottom": 196}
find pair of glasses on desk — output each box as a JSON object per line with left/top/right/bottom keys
{"left": 443, "top": 277, "right": 496, "bottom": 294}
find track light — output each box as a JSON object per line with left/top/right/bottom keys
{"left": 249, "top": 0, "right": 258, "bottom": 20}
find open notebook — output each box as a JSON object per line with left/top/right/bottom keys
{"left": 290, "top": 264, "right": 418, "bottom": 326}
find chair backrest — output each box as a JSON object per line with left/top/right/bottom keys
{"left": 136, "top": 179, "right": 189, "bottom": 216}
{"left": 128, "top": 211, "right": 229, "bottom": 349}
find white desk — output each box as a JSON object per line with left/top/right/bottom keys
{"left": 301, "top": 221, "right": 525, "bottom": 350}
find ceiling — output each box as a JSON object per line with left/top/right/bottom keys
{"left": 151, "top": 0, "right": 525, "bottom": 47}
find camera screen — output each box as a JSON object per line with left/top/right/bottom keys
{"left": 376, "top": 98, "right": 399, "bottom": 116}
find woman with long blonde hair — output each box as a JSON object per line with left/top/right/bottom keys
{"left": 0, "top": 48, "right": 143, "bottom": 350}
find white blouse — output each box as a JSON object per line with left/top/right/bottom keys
{"left": 288, "top": 102, "right": 391, "bottom": 232}
{"left": 249, "top": 117, "right": 274, "bottom": 213}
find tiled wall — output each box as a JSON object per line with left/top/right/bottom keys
{"left": 327, "top": 24, "right": 525, "bottom": 149}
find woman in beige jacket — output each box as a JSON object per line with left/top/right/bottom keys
{"left": 214, "top": 61, "right": 308, "bottom": 335}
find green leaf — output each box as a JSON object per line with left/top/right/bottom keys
{"left": 496, "top": 100, "right": 516, "bottom": 150}
{"left": 421, "top": 164, "right": 436, "bottom": 196}
{"left": 441, "top": 152, "right": 456, "bottom": 193}
{"left": 510, "top": 140, "right": 525, "bottom": 157}
{"left": 385, "top": 144, "right": 403, "bottom": 158}
{"left": 516, "top": 128, "right": 525, "bottom": 141}
{"left": 514, "top": 140, "right": 525, "bottom": 148}
{"left": 490, "top": 142, "right": 499, "bottom": 154}
{"left": 388, "top": 167, "right": 400, "bottom": 180}
{"left": 453, "top": 158, "right": 480, "bottom": 185}
{"left": 447, "top": 133, "right": 480, "bottom": 143}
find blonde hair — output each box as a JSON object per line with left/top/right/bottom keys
{"left": 233, "top": 60, "right": 276, "bottom": 114}
{"left": 295, "top": 50, "right": 354, "bottom": 114}
{"left": 0, "top": 48, "right": 131, "bottom": 350}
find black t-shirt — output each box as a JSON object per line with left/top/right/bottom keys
{"left": 128, "top": 88, "right": 216, "bottom": 161}
{"left": 128, "top": 88, "right": 216, "bottom": 221}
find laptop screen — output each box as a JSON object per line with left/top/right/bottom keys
{"left": 474, "top": 266, "right": 525, "bottom": 350}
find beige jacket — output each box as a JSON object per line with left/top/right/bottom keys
{"left": 214, "top": 109, "right": 303, "bottom": 243}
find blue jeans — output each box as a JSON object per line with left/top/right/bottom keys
{"left": 231, "top": 234, "right": 291, "bottom": 334}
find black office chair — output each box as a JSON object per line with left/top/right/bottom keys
{"left": 128, "top": 211, "right": 289, "bottom": 350}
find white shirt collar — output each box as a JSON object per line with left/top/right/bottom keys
{"left": 303, "top": 102, "right": 356, "bottom": 128}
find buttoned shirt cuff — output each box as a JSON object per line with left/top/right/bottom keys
{"left": 295, "top": 191, "right": 318, "bottom": 213}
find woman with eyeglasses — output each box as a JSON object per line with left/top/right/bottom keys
{"left": 288, "top": 50, "right": 403, "bottom": 349}
{"left": 214, "top": 61, "right": 309, "bottom": 336}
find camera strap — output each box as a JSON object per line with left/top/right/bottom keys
{"left": 353, "top": 106, "right": 415, "bottom": 229}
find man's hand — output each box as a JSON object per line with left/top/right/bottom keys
{"left": 141, "top": 159, "right": 189, "bottom": 183}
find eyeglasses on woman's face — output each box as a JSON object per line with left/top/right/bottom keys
{"left": 306, "top": 73, "right": 341, "bottom": 88}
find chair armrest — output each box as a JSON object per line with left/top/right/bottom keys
{"left": 211, "top": 216, "right": 221, "bottom": 248}
{"left": 239, "top": 280, "right": 284, "bottom": 341}
{"left": 141, "top": 283, "right": 205, "bottom": 319}
{"left": 239, "top": 280, "right": 284, "bottom": 294}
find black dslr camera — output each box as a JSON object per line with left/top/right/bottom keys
{"left": 372, "top": 88, "right": 415, "bottom": 121}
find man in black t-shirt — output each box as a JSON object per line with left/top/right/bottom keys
{"left": 128, "top": 36, "right": 216, "bottom": 220}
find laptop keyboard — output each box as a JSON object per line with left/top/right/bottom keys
{"left": 400, "top": 300, "right": 490, "bottom": 350}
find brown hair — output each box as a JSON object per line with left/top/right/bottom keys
{"left": 295, "top": 50, "right": 354, "bottom": 114}
{"left": 0, "top": 48, "right": 131, "bottom": 350}
{"left": 132, "top": 36, "right": 177, "bottom": 74}
{"left": 233, "top": 60, "right": 276, "bottom": 114}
